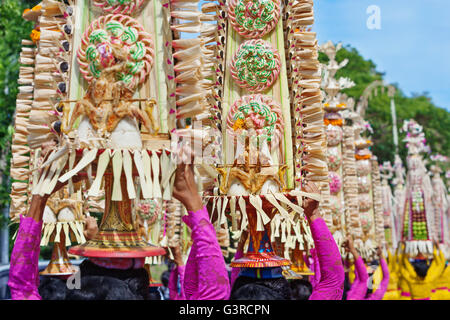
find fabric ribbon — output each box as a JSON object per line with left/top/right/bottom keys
{"left": 69, "top": 221, "right": 83, "bottom": 244}
{"left": 40, "top": 223, "right": 55, "bottom": 246}
{"left": 32, "top": 161, "right": 51, "bottom": 195}
{"left": 39, "top": 153, "right": 60, "bottom": 196}
{"left": 63, "top": 223, "right": 71, "bottom": 246}
{"left": 211, "top": 196, "right": 217, "bottom": 223}
{"left": 273, "top": 191, "right": 303, "bottom": 214}
{"left": 111, "top": 150, "right": 123, "bottom": 201}
{"left": 161, "top": 150, "right": 174, "bottom": 200}
{"left": 46, "top": 154, "right": 69, "bottom": 196}
{"left": 134, "top": 150, "right": 151, "bottom": 198}
{"left": 265, "top": 193, "right": 293, "bottom": 224}
{"left": 272, "top": 215, "right": 281, "bottom": 238}
{"left": 142, "top": 150, "right": 154, "bottom": 198}
{"left": 238, "top": 196, "right": 248, "bottom": 232}
{"left": 220, "top": 196, "right": 229, "bottom": 226}
{"left": 59, "top": 148, "right": 98, "bottom": 183}
{"left": 68, "top": 149, "right": 76, "bottom": 194}
{"left": 122, "top": 149, "right": 136, "bottom": 199}
{"left": 216, "top": 197, "right": 222, "bottom": 230}
{"left": 89, "top": 149, "right": 110, "bottom": 197}
{"left": 151, "top": 151, "right": 162, "bottom": 198}
{"left": 249, "top": 195, "right": 271, "bottom": 231}
{"left": 54, "top": 222, "right": 62, "bottom": 244}
{"left": 230, "top": 196, "right": 237, "bottom": 231}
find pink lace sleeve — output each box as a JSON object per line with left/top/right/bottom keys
{"left": 8, "top": 216, "right": 42, "bottom": 300}
{"left": 169, "top": 265, "right": 186, "bottom": 300}
{"left": 308, "top": 218, "right": 344, "bottom": 300}
{"left": 230, "top": 249, "right": 243, "bottom": 288}
{"left": 308, "top": 248, "right": 321, "bottom": 289}
{"left": 182, "top": 206, "right": 230, "bottom": 300}
{"left": 182, "top": 241, "right": 198, "bottom": 299}
{"left": 366, "top": 258, "right": 389, "bottom": 300}
{"left": 346, "top": 256, "right": 369, "bottom": 300}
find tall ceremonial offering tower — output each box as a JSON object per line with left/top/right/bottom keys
{"left": 11, "top": 0, "right": 186, "bottom": 260}
{"left": 392, "top": 154, "right": 406, "bottom": 245}
{"left": 213, "top": 0, "right": 325, "bottom": 271}
{"left": 11, "top": 3, "right": 103, "bottom": 274}
{"left": 351, "top": 118, "right": 385, "bottom": 261}
{"left": 429, "top": 156, "right": 450, "bottom": 251}
{"left": 401, "top": 119, "right": 436, "bottom": 256}
{"left": 379, "top": 161, "right": 398, "bottom": 251}
{"left": 319, "top": 41, "right": 355, "bottom": 255}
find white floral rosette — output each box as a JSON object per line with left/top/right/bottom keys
{"left": 230, "top": 39, "right": 281, "bottom": 92}
{"left": 357, "top": 175, "right": 371, "bottom": 193}
{"left": 358, "top": 194, "right": 373, "bottom": 212}
{"left": 227, "top": 94, "right": 284, "bottom": 149}
{"left": 360, "top": 212, "right": 373, "bottom": 233}
{"left": 356, "top": 159, "right": 371, "bottom": 177}
{"left": 227, "top": 0, "right": 281, "bottom": 39}
{"left": 326, "top": 147, "right": 341, "bottom": 171}
{"left": 326, "top": 125, "right": 343, "bottom": 146}
{"left": 77, "top": 14, "right": 154, "bottom": 90}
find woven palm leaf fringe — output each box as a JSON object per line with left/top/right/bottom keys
{"left": 283, "top": 1, "right": 331, "bottom": 227}
{"left": 27, "top": 1, "right": 73, "bottom": 150}
{"left": 341, "top": 125, "right": 363, "bottom": 257}
{"left": 165, "top": 198, "right": 183, "bottom": 248}
{"left": 371, "top": 157, "right": 386, "bottom": 248}
{"left": 9, "top": 40, "right": 36, "bottom": 220}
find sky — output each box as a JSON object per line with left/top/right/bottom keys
{"left": 313, "top": 0, "right": 450, "bottom": 111}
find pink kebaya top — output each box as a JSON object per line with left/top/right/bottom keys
{"left": 366, "top": 258, "right": 389, "bottom": 300}
{"left": 347, "top": 256, "right": 369, "bottom": 300}
{"left": 169, "top": 264, "right": 186, "bottom": 300}
{"left": 10, "top": 206, "right": 230, "bottom": 301}
{"left": 230, "top": 217, "right": 344, "bottom": 300}
{"left": 8, "top": 216, "right": 43, "bottom": 300}
{"left": 308, "top": 217, "right": 345, "bottom": 300}
{"left": 175, "top": 206, "right": 230, "bottom": 300}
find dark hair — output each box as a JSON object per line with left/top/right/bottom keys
{"left": 342, "top": 273, "right": 351, "bottom": 300}
{"left": 161, "top": 270, "right": 170, "bottom": 288}
{"left": 412, "top": 260, "right": 430, "bottom": 278}
{"left": 369, "top": 260, "right": 379, "bottom": 271}
{"left": 148, "top": 287, "right": 163, "bottom": 300}
{"left": 289, "top": 279, "right": 313, "bottom": 300}
{"left": 38, "top": 276, "right": 68, "bottom": 300}
{"left": 38, "top": 259, "right": 153, "bottom": 300}
{"left": 230, "top": 276, "right": 291, "bottom": 300}
{"left": 231, "top": 283, "right": 285, "bottom": 300}
{"left": 365, "top": 278, "right": 374, "bottom": 297}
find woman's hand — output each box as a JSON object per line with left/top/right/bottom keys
{"left": 170, "top": 246, "right": 184, "bottom": 266}
{"left": 172, "top": 160, "right": 203, "bottom": 212}
{"left": 83, "top": 216, "right": 99, "bottom": 240}
{"left": 376, "top": 246, "right": 384, "bottom": 259}
{"left": 301, "top": 181, "right": 321, "bottom": 222}
{"left": 343, "top": 236, "right": 359, "bottom": 258}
